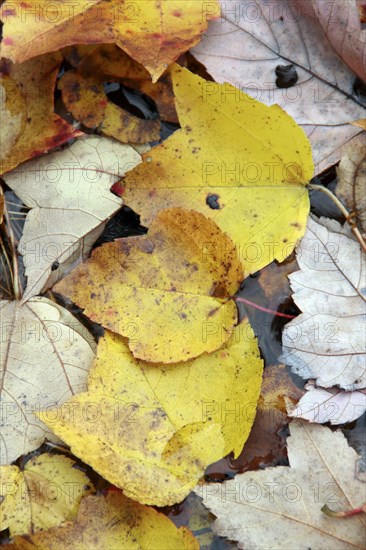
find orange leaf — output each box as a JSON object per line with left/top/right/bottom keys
{"left": 0, "top": 53, "right": 82, "bottom": 175}
{"left": 0, "top": 0, "right": 221, "bottom": 82}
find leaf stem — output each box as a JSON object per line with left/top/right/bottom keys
{"left": 3, "top": 199, "right": 22, "bottom": 301}
{"left": 234, "top": 296, "right": 296, "bottom": 319}
{"left": 322, "top": 503, "right": 366, "bottom": 518}
{"left": 308, "top": 184, "right": 366, "bottom": 253}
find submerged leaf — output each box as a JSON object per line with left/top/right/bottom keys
{"left": 59, "top": 71, "right": 161, "bottom": 143}
{"left": 39, "top": 322, "right": 263, "bottom": 506}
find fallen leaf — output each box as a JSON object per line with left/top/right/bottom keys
{"left": 0, "top": 53, "right": 82, "bottom": 175}
{"left": 289, "top": 381, "right": 366, "bottom": 425}
{"left": 0, "top": 297, "right": 96, "bottom": 465}
{"left": 195, "top": 420, "right": 366, "bottom": 550}
{"left": 0, "top": 454, "right": 92, "bottom": 537}
{"left": 6, "top": 492, "right": 199, "bottom": 549}
{"left": 122, "top": 65, "right": 314, "bottom": 275}
{"left": 205, "top": 364, "right": 304, "bottom": 477}
{"left": 4, "top": 136, "right": 142, "bottom": 302}
{"left": 39, "top": 322, "right": 263, "bottom": 506}
{"left": 0, "top": 0, "right": 221, "bottom": 82}
{"left": 336, "top": 140, "right": 366, "bottom": 238}
{"left": 64, "top": 44, "right": 178, "bottom": 123}
{"left": 54, "top": 208, "right": 243, "bottom": 363}
{"left": 59, "top": 70, "right": 161, "bottom": 143}
{"left": 191, "top": 0, "right": 365, "bottom": 173}
{"left": 281, "top": 216, "right": 366, "bottom": 391}
{"left": 294, "top": 0, "right": 366, "bottom": 81}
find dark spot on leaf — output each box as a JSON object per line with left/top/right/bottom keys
{"left": 51, "top": 261, "right": 59, "bottom": 271}
{"left": 275, "top": 64, "right": 298, "bottom": 88}
{"left": 206, "top": 193, "right": 221, "bottom": 210}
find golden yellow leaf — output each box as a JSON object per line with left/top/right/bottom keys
{"left": 54, "top": 208, "right": 243, "bottom": 363}
{"left": 0, "top": 455, "right": 93, "bottom": 537}
{"left": 0, "top": 1, "right": 221, "bottom": 82}
{"left": 59, "top": 70, "right": 161, "bottom": 143}
{"left": 39, "top": 321, "right": 263, "bottom": 506}
{"left": 0, "top": 54, "right": 82, "bottom": 175}
{"left": 121, "top": 65, "right": 314, "bottom": 274}
{"left": 7, "top": 492, "right": 199, "bottom": 549}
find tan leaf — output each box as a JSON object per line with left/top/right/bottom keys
{"left": 0, "top": 297, "right": 96, "bottom": 465}
{"left": 196, "top": 420, "right": 366, "bottom": 550}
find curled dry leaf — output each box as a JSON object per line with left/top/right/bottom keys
{"left": 0, "top": 0, "right": 221, "bottom": 82}
{"left": 64, "top": 44, "right": 179, "bottom": 123}
{"left": 191, "top": 0, "right": 365, "bottom": 173}
{"left": 0, "top": 454, "right": 93, "bottom": 537}
{"left": 59, "top": 70, "right": 161, "bottom": 143}
{"left": 122, "top": 65, "right": 314, "bottom": 275}
{"left": 54, "top": 208, "right": 243, "bottom": 363}
{"left": 336, "top": 140, "right": 366, "bottom": 238}
{"left": 196, "top": 420, "right": 366, "bottom": 550}
{"left": 0, "top": 297, "right": 96, "bottom": 465}
{"left": 6, "top": 492, "right": 199, "bottom": 549}
{"left": 0, "top": 53, "right": 81, "bottom": 175}
{"left": 281, "top": 216, "right": 366, "bottom": 391}
{"left": 289, "top": 381, "right": 366, "bottom": 425}
{"left": 4, "top": 136, "right": 142, "bottom": 302}
{"left": 39, "top": 323, "right": 263, "bottom": 506}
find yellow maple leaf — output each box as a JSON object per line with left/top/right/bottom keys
{"left": 38, "top": 322, "right": 263, "bottom": 506}
{"left": 0, "top": 0, "right": 221, "bottom": 82}
{"left": 6, "top": 492, "right": 199, "bottom": 549}
{"left": 54, "top": 208, "right": 243, "bottom": 363}
{"left": 0, "top": 454, "right": 93, "bottom": 537}
{"left": 121, "top": 65, "right": 314, "bottom": 274}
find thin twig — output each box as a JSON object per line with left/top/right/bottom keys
{"left": 234, "top": 296, "right": 296, "bottom": 319}
{"left": 308, "top": 184, "right": 366, "bottom": 253}
{"left": 0, "top": 232, "right": 14, "bottom": 293}
{"left": 3, "top": 200, "right": 21, "bottom": 300}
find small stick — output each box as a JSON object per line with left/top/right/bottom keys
{"left": 234, "top": 296, "right": 296, "bottom": 319}
{"left": 308, "top": 184, "right": 366, "bottom": 253}
{"left": 3, "top": 199, "right": 22, "bottom": 300}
